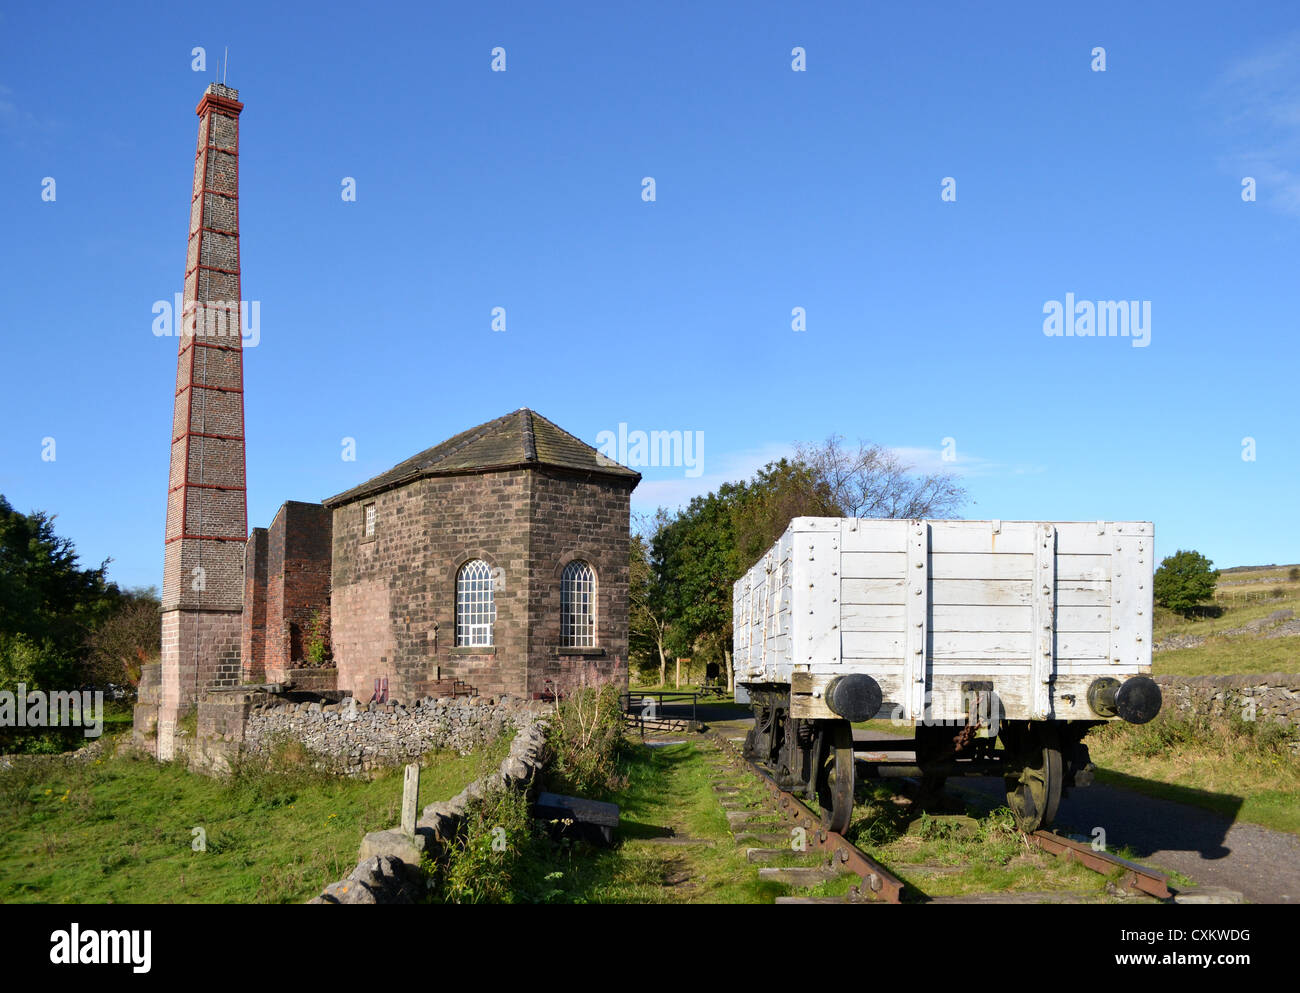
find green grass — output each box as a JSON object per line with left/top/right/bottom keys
{"left": 0, "top": 737, "right": 505, "bottom": 903}
{"left": 1152, "top": 635, "right": 1300, "bottom": 676}
{"left": 1150, "top": 568, "right": 1298, "bottom": 676}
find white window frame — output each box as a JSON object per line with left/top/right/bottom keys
{"left": 456, "top": 559, "right": 496, "bottom": 647}
{"left": 560, "top": 560, "right": 596, "bottom": 648}
{"left": 363, "top": 502, "right": 376, "bottom": 538}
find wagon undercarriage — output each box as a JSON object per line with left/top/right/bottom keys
{"left": 742, "top": 685, "right": 1103, "bottom": 833}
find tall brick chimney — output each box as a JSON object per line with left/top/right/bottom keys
{"left": 158, "top": 82, "right": 248, "bottom": 759}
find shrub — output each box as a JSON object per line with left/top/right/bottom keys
{"left": 436, "top": 781, "right": 541, "bottom": 904}
{"left": 1289, "top": 567, "right": 1299, "bottom": 582}
{"left": 544, "top": 683, "right": 627, "bottom": 799}
{"left": 304, "top": 611, "right": 331, "bottom": 666}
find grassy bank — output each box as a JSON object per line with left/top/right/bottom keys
{"left": 0, "top": 738, "right": 505, "bottom": 903}
{"left": 1153, "top": 566, "right": 1300, "bottom": 676}
{"left": 1086, "top": 713, "right": 1300, "bottom": 836}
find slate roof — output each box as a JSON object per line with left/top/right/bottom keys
{"left": 322, "top": 409, "right": 640, "bottom": 507}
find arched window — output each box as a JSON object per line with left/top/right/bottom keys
{"left": 455, "top": 559, "right": 495, "bottom": 647}
{"left": 561, "top": 560, "right": 596, "bottom": 647}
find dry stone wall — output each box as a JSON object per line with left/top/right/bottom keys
{"left": 243, "top": 693, "right": 547, "bottom": 775}
{"left": 1155, "top": 673, "right": 1300, "bottom": 729}
{"left": 309, "top": 716, "right": 552, "bottom": 904}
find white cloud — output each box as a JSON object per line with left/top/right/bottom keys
{"left": 630, "top": 439, "right": 1040, "bottom": 517}
{"left": 1212, "top": 33, "right": 1300, "bottom": 217}
{"left": 630, "top": 441, "right": 793, "bottom": 514}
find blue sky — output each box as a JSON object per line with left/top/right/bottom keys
{"left": 2, "top": 1, "right": 1298, "bottom": 591}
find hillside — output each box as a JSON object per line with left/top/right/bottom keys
{"left": 1153, "top": 565, "right": 1300, "bottom": 676}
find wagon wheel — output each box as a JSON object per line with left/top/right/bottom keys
{"left": 744, "top": 703, "right": 773, "bottom": 762}
{"left": 1004, "top": 726, "right": 1062, "bottom": 832}
{"left": 913, "top": 726, "right": 949, "bottom": 808}
{"left": 815, "top": 719, "right": 856, "bottom": 834}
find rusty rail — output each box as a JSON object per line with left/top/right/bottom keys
{"left": 717, "top": 735, "right": 905, "bottom": 904}
{"left": 1028, "top": 830, "right": 1172, "bottom": 899}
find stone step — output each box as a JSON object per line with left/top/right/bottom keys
{"left": 639, "top": 836, "right": 717, "bottom": 847}
{"left": 925, "top": 891, "right": 1101, "bottom": 905}
{"left": 757, "top": 866, "right": 841, "bottom": 886}
{"left": 746, "top": 847, "right": 822, "bottom": 863}
{"left": 729, "top": 822, "right": 790, "bottom": 836}
{"left": 897, "top": 863, "right": 965, "bottom": 877}
{"left": 775, "top": 896, "right": 850, "bottom": 905}
{"left": 733, "top": 832, "right": 788, "bottom": 846}
{"left": 1172, "top": 887, "right": 1243, "bottom": 905}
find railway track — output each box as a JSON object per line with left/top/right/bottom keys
{"left": 709, "top": 731, "right": 1173, "bottom": 904}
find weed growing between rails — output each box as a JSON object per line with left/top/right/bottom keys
{"left": 819, "top": 783, "right": 1136, "bottom": 902}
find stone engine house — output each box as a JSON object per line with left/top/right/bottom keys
{"left": 241, "top": 409, "right": 640, "bottom": 703}
{"left": 149, "top": 84, "right": 639, "bottom": 759}
{"left": 324, "top": 409, "right": 639, "bottom": 700}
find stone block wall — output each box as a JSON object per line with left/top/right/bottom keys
{"left": 330, "top": 471, "right": 533, "bottom": 702}
{"left": 131, "top": 662, "right": 162, "bottom": 754}
{"left": 329, "top": 466, "right": 634, "bottom": 705}
{"left": 158, "top": 609, "right": 242, "bottom": 760}
{"left": 191, "top": 689, "right": 254, "bottom": 773}
{"left": 283, "top": 666, "right": 339, "bottom": 693}
{"left": 526, "top": 469, "right": 631, "bottom": 698}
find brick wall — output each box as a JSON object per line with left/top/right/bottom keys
{"left": 159, "top": 84, "right": 248, "bottom": 760}
{"left": 240, "top": 504, "right": 332, "bottom": 683}
{"left": 241, "top": 528, "right": 268, "bottom": 682}
{"left": 162, "top": 84, "right": 247, "bottom": 615}
{"left": 265, "top": 502, "right": 332, "bottom": 680}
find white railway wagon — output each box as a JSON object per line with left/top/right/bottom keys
{"left": 732, "top": 517, "right": 1162, "bottom": 833}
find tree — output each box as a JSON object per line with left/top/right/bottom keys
{"left": 628, "top": 517, "right": 674, "bottom": 687}
{"left": 84, "top": 586, "right": 161, "bottom": 686}
{"left": 1154, "top": 549, "right": 1219, "bottom": 617}
{"left": 645, "top": 437, "right": 967, "bottom": 695}
{"left": 795, "top": 436, "right": 966, "bottom": 520}
{"left": 653, "top": 485, "right": 740, "bottom": 684}
{"left": 0, "top": 494, "right": 124, "bottom": 689}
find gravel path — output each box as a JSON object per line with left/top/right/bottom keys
{"left": 851, "top": 727, "right": 1300, "bottom": 903}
